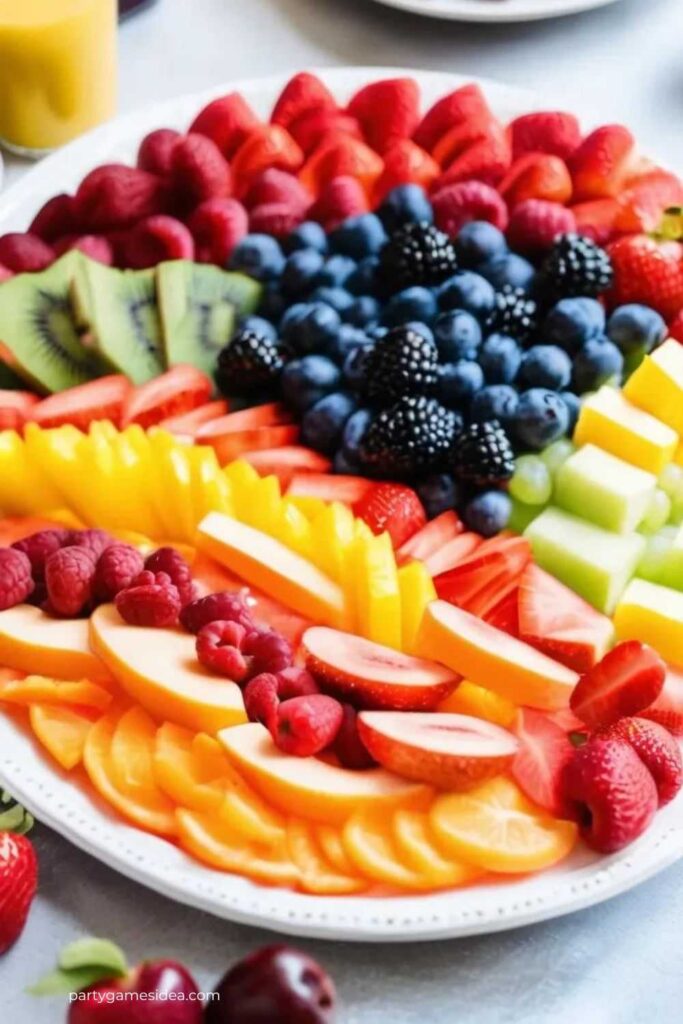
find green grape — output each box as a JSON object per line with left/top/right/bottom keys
{"left": 658, "top": 463, "right": 683, "bottom": 498}
{"left": 639, "top": 489, "right": 672, "bottom": 534}
{"left": 539, "top": 439, "right": 575, "bottom": 477}
{"left": 637, "top": 528, "right": 676, "bottom": 582}
{"left": 509, "top": 455, "right": 552, "bottom": 506}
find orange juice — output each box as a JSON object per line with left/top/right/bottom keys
{"left": 0, "top": 0, "right": 117, "bottom": 154}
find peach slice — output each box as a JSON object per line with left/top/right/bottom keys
{"left": 302, "top": 626, "right": 459, "bottom": 711}
{"left": 418, "top": 600, "right": 578, "bottom": 711}
{"left": 358, "top": 712, "right": 518, "bottom": 790}
{"left": 83, "top": 712, "right": 178, "bottom": 837}
{"left": 218, "top": 723, "right": 432, "bottom": 825}
{"left": 342, "top": 810, "right": 432, "bottom": 890}
{"left": 286, "top": 819, "right": 368, "bottom": 895}
{"left": 430, "top": 776, "right": 578, "bottom": 873}
{"left": 0, "top": 605, "right": 112, "bottom": 685}
{"left": 392, "top": 810, "right": 483, "bottom": 888}
{"left": 196, "top": 511, "right": 348, "bottom": 627}
{"left": 29, "top": 703, "right": 99, "bottom": 771}
{"left": 0, "top": 675, "right": 112, "bottom": 711}
{"left": 89, "top": 604, "right": 246, "bottom": 733}
{"left": 176, "top": 809, "right": 300, "bottom": 887}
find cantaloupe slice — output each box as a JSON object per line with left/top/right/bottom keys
{"left": 0, "top": 605, "right": 112, "bottom": 685}
{"left": 29, "top": 703, "right": 99, "bottom": 771}
{"left": 0, "top": 675, "right": 112, "bottom": 711}
{"left": 89, "top": 604, "right": 246, "bottom": 733}
{"left": 286, "top": 819, "right": 368, "bottom": 894}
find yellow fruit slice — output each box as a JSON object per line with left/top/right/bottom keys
{"left": 286, "top": 819, "right": 368, "bottom": 894}
{"left": 187, "top": 446, "right": 234, "bottom": 521}
{"left": 0, "top": 675, "right": 112, "bottom": 711}
{"left": 438, "top": 680, "right": 517, "bottom": 728}
{"left": 398, "top": 561, "right": 436, "bottom": 653}
{"left": 393, "top": 809, "right": 483, "bottom": 888}
{"left": 287, "top": 496, "right": 328, "bottom": 521}
{"left": 0, "top": 430, "right": 63, "bottom": 516}
{"left": 0, "top": 604, "right": 112, "bottom": 685}
{"left": 310, "top": 502, "right": 355, "bottom": 583}
{"left": 223, "top": 460, "right": 260, "bottom": 520}
{"left": 24, "top": 424, "right": 93, "bottom": 524}
{"left": 354, "top": 530, "right": 402, "bottom": 650}
{"left": 430, "top": 776, "right": 577, "bottom": 874}
{"left": 112, "top": 428, "right": 164, "bottom": 538}
{"left": 343, "top": 810, "right": 432, "bottom": 890}
{"left": 277, "top": 498, "right": 315, "bottom": 560}
{"left": 246, "top": 475, "right": 283, "bottom": 536}
{"left": 149, "top": 433, "right": 196, "bottom": 542}
{"left": 29, "top": 703, "right": 98, "bottom": 771}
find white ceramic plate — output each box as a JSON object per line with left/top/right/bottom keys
{"left": 0, "top": 67, "right": 680, "bottom": 942}
{"left": 366, "top": 0, "right": 623, "bottom": 23}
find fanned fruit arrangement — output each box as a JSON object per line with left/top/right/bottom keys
{"left": 1, "top": 72, "right": 683, "bottom": 899}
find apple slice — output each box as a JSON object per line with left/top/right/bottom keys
{"left": 417, "top": 600, "right": 578, "bottom": 710}
{"left": 358, "top": 712, "right": 518, "bottom": 790}
{"left": 302, "top": 626, "right": 459, "bottom": 711}
{"left": 0, "top": 605, "right": 112, "bottom": 685}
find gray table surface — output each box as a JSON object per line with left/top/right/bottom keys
{"left": 4, "top": 0, "right": 683, "bottom": 1020}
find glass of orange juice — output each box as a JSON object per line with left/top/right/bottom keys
{"left": 0, "top": 0, "right": 117, "bottom": 156}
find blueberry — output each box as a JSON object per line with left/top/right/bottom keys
{"left": 343, "top": 295, "right": 381, "bottom": 328}
{"left": 281, "top": 355, "right": 341, "bottom": 413}
{"left": 383, "top": 286, "right": 438, "bottom": 327}
{"left": 258, "top": 282, "right": 286, "bottom": 323}
{"left": 300, "top": 391, "right": 357, "bottom": 454}
{"left": 434, "top": 310, "right": 482, "bottom": 361}
{"left": 239, "top": 315, "right": 277, "bottom": 341}
{"left": 378, "top": 184, "right": 434, "bottom": 232}
{"left": 438, "top": 271, "right": 495, "bottom": 321}
{"left": 518, "top": 345, "right": 572, "bottom": 390}
{"left": 343, "top": 344, "right": 374, "bottom": 389}
{"left": 560, "top": 391, "right": 581, "bottom": 434}
{"left": 327, "top": 324, "right": 370, "bottom": 365}
{"left": 478, "top": 253, "right": 535, "bottom": 293}
{"left": 330, "top": 213, "right": 388, "bottom": 258}
{"left": 607, "top": 304, "right": 667, "bottom": 355}
{"left": 285, "top": 220, "right": 329, "bottom": 255}
{"left": 342, "top": 407, "right": 373, "bottom": 460}
{"left": 514, "top": 388, "right": 570, "bottom": 450}
{"left": 470, "top": 385, "right": 519, "bottom": 425}
{"left": 417, "top": 474, "right": 459, "bottom": 519}
{"left": 281, "top": 248, "right": 325, "bottom": 297}
{"left": 479, "top": 334, "right": 522, "bottom": 385}
{"left": 346, "top": 256, "right": 379, "bottom": 296}
{"left": 280, "top": 301, "right": 341, "bottom": 355}
{"left": 369, "top": 325, "right": 389, "bottom": 340}
{"left": 463, "top": 490, "right": 511, "bottom": 537}
{"left": 572, "top": 337, "right": 624, "bottom": 393}
{"left": 309, "top": 286, "right": 354, "bottom": 315}
{"left": 544, "top": 297, "right": 606, "bottom": 354}
{"left": 437, "top": 360, "right": 485, "bottom": 410}
{"left": 316, "top": 254, "right": 357, "bottom": 288}
{"left": 230, "top": 233, "right": 284, "bottom": 281}
{"left": 455, "top": 221, "right": 508, "bottom": 268}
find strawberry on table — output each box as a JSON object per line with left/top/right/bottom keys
{"left": 570, "top": 640, "right": 666, "bottom": 729}
{"left": 0, "top": 797, "right": 37, "bottom": 954}
{"left": 354, "top": 482, "right": 427, "bottom": 549}
{"left": 347, "top": 77, "right": 421, "bottom": 154}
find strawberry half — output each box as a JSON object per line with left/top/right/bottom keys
{"left": 0, "top": 831, "right": 37, "bottom": 953}
{"left": 512, "top": 707, "right": 575, "bottom": 818}
{"left": 347, "top": 77, "right": 420, "bottom": 154}
{"left": 354, "top": 482, "right": 426, "bottom": 550}
{"left": 570, "top": 640, "right": 666, "bottom": 730}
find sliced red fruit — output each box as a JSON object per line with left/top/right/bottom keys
{"left": 27, "top": 375, "right": 131, "bottom": 431}
{"left": 0, "top": 390, "right": 39, "bottom": 431}
{"left": 518, "top": 564, "right": 615, "bottom": 673}
{"left": 159, "top": 399, "right": 229, "bottom": 438}
{"left": 464, "top": 572, "right": 521, "bottom": 622}
{"left": 353, "top": 482, "right": 426, "bottom": 549}
{"left": 570, "top": 641, "right": 666, "bottom": 729}
{"left": 302, "top": 625, "right": 459, "bottom": 711}
{"left": 546, "top": 707, "right": 587, "bottom": 734}
{"left": 434, "top": 535, "right": 531, "bottom": 612}
{"left": 484, "top": 587, "right": 519, "bottom": 637}
{"left": 511, "top": 707, "right": 574, "bottom": 817}
{"left": 195, "top": 402, "right": 294, "bottom": 438}
{"left": 240, "top": 446, "right": 331, "bottom": 487}
{"left": 199, "top": 424, "right": 300, "bottom": 465}
{"left": 357, "top": 711, "right": 518, "bottom": 790}
{"left": 122, "top": 365, "right": 213, "bottom": 429}
{"left": 422, "top": 532, "right": 481, "bottom": 577}
{"left": 396, "top": 510, "right": 463, "bottom": 565}
{"left": 286, "top": 472, "right": 372, "bottom": 506}
{"left": 641, "top": 664, "right": 683, "bottom": 736}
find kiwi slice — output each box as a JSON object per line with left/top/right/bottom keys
{"left": 0, "top": 252, "right": 101, "bottom": 395}
{"left": 157, "top": 260, "right": 262, "bottom": 376}
{"left": 72, "top": 259, "right": 165, "bottom": 385}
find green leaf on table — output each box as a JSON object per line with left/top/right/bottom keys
{"left": 59, "top": 936, "right": 128, "bottom": 976}
{"left": 28, "top": 965, "right": 112, "bottom": 996}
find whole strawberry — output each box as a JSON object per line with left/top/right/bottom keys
{"left": 0, "top": 829, "right": 37, "bottom": 953}
{"left": 607, "top": 234, "right": 683, "bottom": 321}
{"left": 599, "top": 717, "right": 683, "bottom": 806}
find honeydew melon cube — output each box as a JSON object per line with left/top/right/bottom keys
{"left": 574, "top": 386, "right": 677, "bottom": 475}
{"left": 623, "top": 339, "right": 683, "bottom": 434}
{"left": 614, "top": 578, "right": 683, "bottom": 666}
{"left": 525, "top": 506, "right": 645, "bottom": 614}
{"left": 554, "top": 443, "right": 657, "bottom": 534}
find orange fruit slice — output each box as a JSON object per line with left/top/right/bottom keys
{"left": 286, "top": 819, "right": 368, "bottom": 895}
{"left": 438, "top": 680, "right": 516, "bottom": 729}
{"left": 176, "top": 809, "right": 299, "bottom": 887}
{"left": 0, "top": 675, "right": 112, "bottom": 711}
{"left": 393, "top": 809, "right": 484, "bottom": 888}
{"left": 29, "top": 703, "right": 99, "bottom": 771}
{"left": 315, "top": 824, "right": 361, "bottom": 877}
{"left": 342, "top": 810, "right": 433, "bottom": 891}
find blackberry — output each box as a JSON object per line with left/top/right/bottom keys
{"left": 540, "top": 233, "right": 613, "bottom": 301}
{"left": 452, "top": 420, "right": 515, "bottom": 487}
{"left": 487, "top": 286, "right": 538, "bottom": 344}
{"left": 365, "top": 325, "right": 439, "bottom": 406}
{"left": 215, "top": 327, "right": 287, "bottom": 396}
{"left": 378, "top": 221, "right": 458, "bottom": 293}
{"left": 359, "top": 395, "right": 461, "bottom": 479}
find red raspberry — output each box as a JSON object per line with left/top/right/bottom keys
{"left": 145, "top": 547, "right": 195, "bottom": 606}
{"left": 189, "top": 93, "right": 259, "bottom": 158}
{"left": 271, "top": 694, "right": 343, "bottom": 757}
{"left": 180, "top": 590, "right": 254, "bottom": 634}
{"left": 29, "top": 194, "right": 79, "bottom": 243}
{"left": 242, "top": 629, "right": 293, "bottom": 675}
{"left": 54, "top": 234, "right": 113, "bottom": 265}
{"left": 243, "top": 672, "right": 280, "bottom": 729}
{"left": 137, "top": 128, "right": 182, "bottom": 176}
{"left": 45, "top": 546, "right": 97, "bottom": 617}
{"left": 432, "top": 181, "right": 509, "bottom": 237}
{"left": 507, "top": 199, "right": 577, "bottom": 253}
{"left": 249, "top": 202, "right": 306, "bottom": 238}
{"left": 332, "top": 703, "right": 376, "bottom": 769}
{"left": 196, "top": 620, "right": 249, "bottom": 680}
{"left": 599, "top": 717, "right": 683, "bottom": 806}
{"left": 244, "top": 169, "right": 311, "bottom": 212}
{"left": 0, "top": 549, "right": 34, "bottom": 610}
{"left": 72, "top": 529, "right": 115, "bottom": 559}
{"left": 310, "top": 175, "right": 368, "bottom": 232}
{"left": 115, "top": 571, "right": 181, "bottom": 628}
{"left": 123, "top": 215, "right": 195, "bottom": 269}
{"left": 75, "top": 164, "right": 169, "bottom": 231}
{"left": 11, "top": 529, "right": 71, "bottom": 580}
{"left": 94, "top": 543, "right": 145, "bottom": 601}
{"left": 188, "top": 197, "right": 248, "bottom": 264}
{"left": 170, "top": 134, "right": 232, "bottom": 208}
{"left": 276, "top": 666, "right": 320, "bottom": 700}
{"left": 0, "top": 233, "right": 54, "bottom": 273}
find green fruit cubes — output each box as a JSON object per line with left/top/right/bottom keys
{"left": 575, "top": 385, "right": 677, "bottom": 475}
{"left": 624, "top": 338, "right": 683, "bottom": 435}
{"left": 554, "top": 443, "right": 657, "bottom": 534}
{"left": 525, "top": 506, "right": 645, "bottom": 614}
{"left": 637, "top": 525, "right": 683, "bottom": 590}
{"left": 615, "top": 578, "right": 683, "bottom": 667}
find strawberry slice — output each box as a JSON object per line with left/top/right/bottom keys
{"left": 641, "top": 664, "right": 683, "bottom": 735}
{"left": 434, "top": 535, "right": 531, "bottom": 610}
{"left": 414, "top": 83, "right": 493, "bottom": 152}
{"left": 512, "top": 707, "right": 575, "bottom": 817}
{"left": 0, "top": 390, "right": 39, "bottom": 431}
{"left": 570, "top": 641, "right": 666, "bottom": 730}
{"left": 422, "top": 532, "right": 482, "bottom": 577}
{"left": 240, "top": 446, "right": 332, "bottom": 487}
{"left": 159, "top": 399, "right": 229, "bottom": 438}
{"left": 396, "top": 510, "right": 463, "bottom": 565}
{"left": 484, "top": 587, "right": 519, "bottom": 636}
{"left": 271, "top": 72, "right": 337, "bottom": 129}
{"left": 122, "top": 365, "right": 213, "bottom": 429}
{"left": 299, "top": 136, "right": 384, "bottom": 197}
{"left": 29, "top": 375, "right": 131, "bottom": 430}
{"left": 354, "top": 482, "right": 426, "bottom": 550}
{"left": 286, "top": 472, "right": 372, "bottom": 506}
